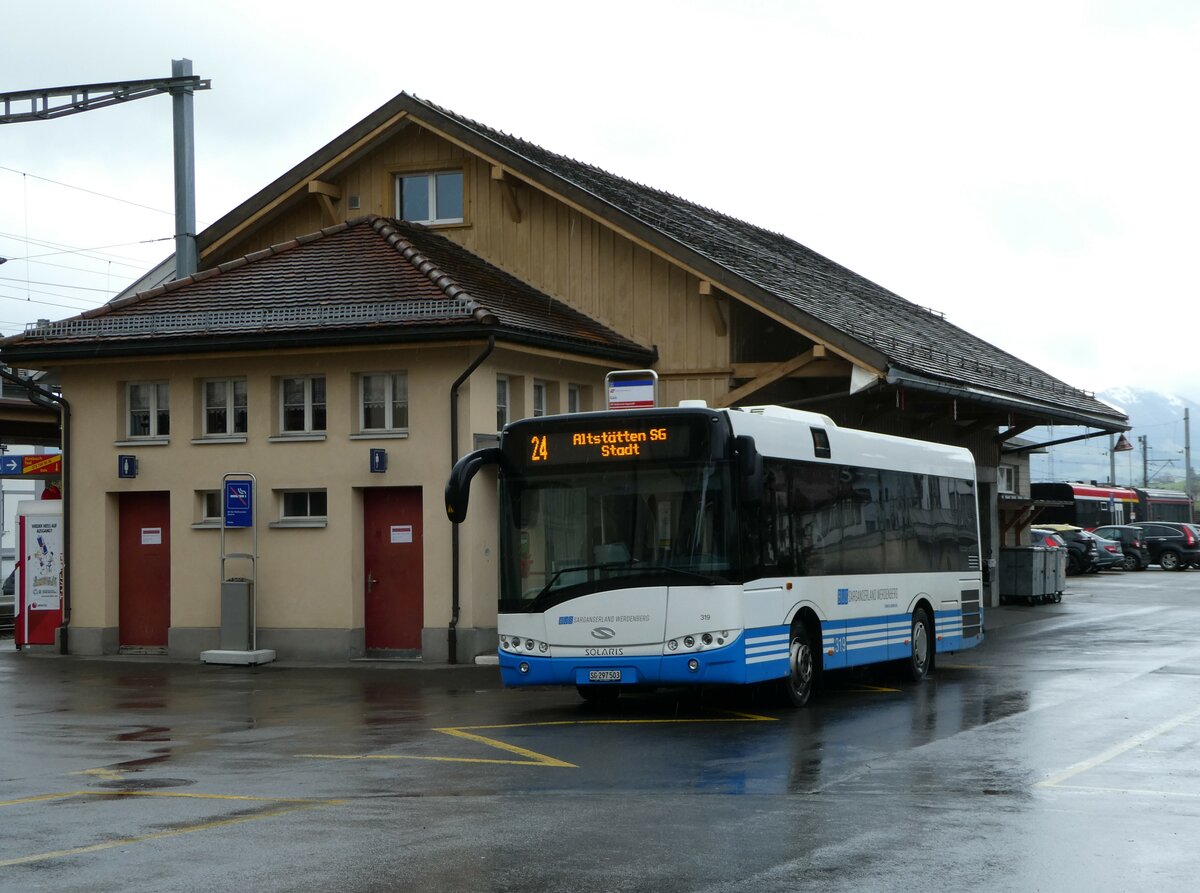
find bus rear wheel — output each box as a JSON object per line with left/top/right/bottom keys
{"left": 903, "top": 607, "right": 933, "bottom": 682}
{"left": 779, "top": 621, "right": 817, "bottom": 707}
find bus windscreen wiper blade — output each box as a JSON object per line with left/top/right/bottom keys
{"left": 532, "top": 561, "right": 724, "bottom": 606}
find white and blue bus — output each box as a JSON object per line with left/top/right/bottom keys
{"left": 446, "top": 402, "right": 983, "bottom": 705}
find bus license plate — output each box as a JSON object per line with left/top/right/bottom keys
{"left": 588, "top": 670, "right": 621, "bottom": 682}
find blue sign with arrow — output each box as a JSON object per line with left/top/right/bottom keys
{"left": 0, "top": 456, "right": 20, "bottom": 475}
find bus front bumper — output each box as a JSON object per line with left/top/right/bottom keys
{"left": 497, "top": 643, "right": 752, "bottom": 688}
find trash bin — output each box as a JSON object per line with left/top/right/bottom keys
{"left": 1047, "top": 547, "right": 1067, "bottom": 596}
{"left": 220, "top": 578, "right": 253, "bottom": 651}
{"left": 999, "top": 547, "right": 1056, "bottom": 604}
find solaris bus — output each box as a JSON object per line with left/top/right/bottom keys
{"left": 446, "top": 402, "right": 984, "bottom": 705}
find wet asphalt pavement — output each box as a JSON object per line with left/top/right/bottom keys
{"left": 2, "top": 570, "right": 1199, "bottom": 892}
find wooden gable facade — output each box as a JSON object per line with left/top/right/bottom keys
{"left": 203, "top": 118, "right": 736, "bottom": 408}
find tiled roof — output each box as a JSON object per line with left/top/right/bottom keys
{"left": 2, "top": 217, "right": 654, "bottom": 364}
{"left": 404, "top": 95, "right": 1125, "bottom": 426}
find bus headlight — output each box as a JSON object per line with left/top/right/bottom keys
{"left": 501, "top": 636, "right": 551, "bottom": 656}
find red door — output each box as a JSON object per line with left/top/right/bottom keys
{"left": 119, "top": 492, "right": 171, "bottom": 648}
{"left": 364, "top": 487, "right": 424, "bottom": 652}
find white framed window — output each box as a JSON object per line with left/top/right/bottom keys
{"left": 533, "top": 381, "right": 547, "bottom": 417}
{"left": 496, "top": 376, "right": 510, "bottom": 430}
{"left": 998, "top": 464, "right": 1017, "bottom": 495}
{"left": 567, "top": 384, "right": 582, "bottom": 414}
{"left": 202, "top": 490, "right": 221, "bottom": 522}
{"left": 280, "top": 376, "right": 326, "bottom": 434}
{"left": 360, "top": 372, "right": 409, "bottom": 432}
{"left": 127, "top": 381, "right": 169, "bottom": 438}
{"left": 395, "top": 170, "right": 464, "bottom": 224}
{"left": 203, "top": 378, "right": 247, "bottom": 436}
{"left": 281, "top": 489, "right": 327, "bottom": 520}
{"left": 190, "top": 490, "right": 224, "bottom": 529}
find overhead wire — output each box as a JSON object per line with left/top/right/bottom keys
{"left": 0, "top": 164, "right": 177, "bottom": 218}
{"left": 0, "top": 230, "right": 164, "bottom": 267}
{"left": 0, "top": 163, "right": 196, "bottom": 307}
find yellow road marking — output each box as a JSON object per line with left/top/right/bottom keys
{"left": 843, "top": 684, "right": 901, "bottom": 694}
{"left": 301, "top": 710, "right": 778, "bottom": 767}
{"left": 76, "top": 768, "right": 125, "bottom": 782}
{"left": 1036, "top": 704, "right": 1200, "bottom": 789}
{"left": 0, "top": 791, "right": 342, "bottom": 868}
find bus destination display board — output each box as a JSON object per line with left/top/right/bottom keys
{"left": 512, "top": 420, "right": 697, "bottom": 468}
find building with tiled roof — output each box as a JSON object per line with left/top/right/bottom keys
{"left": 0, "top": 93, "right": 1127, "bottom": 661}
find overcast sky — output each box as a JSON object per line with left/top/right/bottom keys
{"left": 3, "top": 0, "right": 1199, "bottom": 407}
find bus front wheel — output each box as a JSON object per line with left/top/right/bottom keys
{"left": 903, "top": 607, "right": 933, "bottom": 682}
{"left": 779, "top": 621, "right": 817, "bottom": 707}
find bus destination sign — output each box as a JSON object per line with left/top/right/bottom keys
{"left": 522, "top": 424, "right": 692, "bottom": 466}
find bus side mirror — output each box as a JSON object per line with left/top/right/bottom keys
{"left": 735, "top": 435, "right": 763, "bottom": 506}
{"left": 445, "top": 447, "right": 504, "bottom": 523}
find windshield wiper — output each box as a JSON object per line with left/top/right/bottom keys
{"left": 530, "top": 561, "right": 726, "bottom": 608}
{"left": 623, "top": 563, "right": 726, "bottom": 585}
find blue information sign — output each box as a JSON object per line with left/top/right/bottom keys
{"left": 370, "top": 448, "right": 388, "bottom": 473}
{"left": 224, "top": 480, "right": 253, "bottom": 528}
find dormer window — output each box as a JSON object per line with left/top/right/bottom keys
{"left": 395, "top": 171, "right": 464, "bottom": 224}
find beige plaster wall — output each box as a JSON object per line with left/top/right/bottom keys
{"left": 57, "top": 342, "right": 616, "bottom": 654}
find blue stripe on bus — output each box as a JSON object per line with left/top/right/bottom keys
{"left": 497, "top": 611, "right": 983, "bottom": 689}
{"left": 821, "top": 608, "right": 977, "bottom": 670}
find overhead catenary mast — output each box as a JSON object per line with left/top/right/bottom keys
{"left": 0, "top": 60, "right": 211, "bottom": 278}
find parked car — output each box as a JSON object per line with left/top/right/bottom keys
{"left": 1127, "top": 521, "right": 1200, "bottom": 570}
{"left": 1083, "top": 530, "right": 1125, "bottom": 571}
{"left": 0, "top": 568, "right": 14, "bottom": 627}
{"left": 1033, "top": 525, "right": 1097, "bottom": 575}
{"left": 1092, "top": 524, "right": 1153, "bottom": 571}
{"left": 1030, "top": 529, "right": 1067, "bottom": 550}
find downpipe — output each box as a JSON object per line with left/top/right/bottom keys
{"left": 448, "top": 336, "right": 494, "bottom": 664}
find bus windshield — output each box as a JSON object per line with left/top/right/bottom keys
{"left": 499, "top": 462, "right": 735, "bottom": 612}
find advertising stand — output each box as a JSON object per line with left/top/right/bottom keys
{"left": 15, "top": 500, "right": 64, "bottom": 649}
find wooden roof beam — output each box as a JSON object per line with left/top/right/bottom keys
{"left": 698, "top": 280, "right": 728, "bottom": 338}
{"left": 491, "top": 165, "right": 522, "bottom": 223}
{"left": 715, "top": 346, "right": 825, "bottom": 407}
{"left": 308, "top": 180, "right": 342, "bottom": 227}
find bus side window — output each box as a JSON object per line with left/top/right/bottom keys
{"left": 792, "top": 463, "right": 840, "bottom": 576}
{"left": 760, "top": 461, "right": 795, "bottom": 576}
